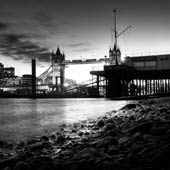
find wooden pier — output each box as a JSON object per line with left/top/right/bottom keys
{"left": 90, "top": 64, "right": 170, "bottom": 98}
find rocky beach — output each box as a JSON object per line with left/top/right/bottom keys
{"left": 1, "top": 97, "right": 170, "bottom": 170}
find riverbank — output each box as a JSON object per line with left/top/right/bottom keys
{"left": 1, "top": 97, "right": 170, "bottom": 170}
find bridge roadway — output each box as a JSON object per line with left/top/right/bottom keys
{"left": 1, "top": 85, "right": 49, "bottom": 92}
{"left": 62, "top": 58, "right": 109, "bottom": 65}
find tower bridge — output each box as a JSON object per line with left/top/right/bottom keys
{"left": 38, "top": 46, "right": 109, "bottom": 92}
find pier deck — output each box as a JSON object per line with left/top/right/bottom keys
{"left": 90, "top": 65, "right": 170, "bottom": 98}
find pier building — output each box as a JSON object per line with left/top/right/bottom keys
{"left": 90, "top": 53, "right": 170, "bottom": 98}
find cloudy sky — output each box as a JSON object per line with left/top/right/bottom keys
{"left": 0, "top": 0, "right": 170, "bottom": 77}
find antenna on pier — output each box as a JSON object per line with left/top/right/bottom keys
{"left": 111, "top": 9, "right": 132, "bottom": 65}
{"left": 113, "top": 9, "right": 118, "bottom": 65}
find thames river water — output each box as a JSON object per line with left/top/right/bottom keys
{"left": 0, "top": 98, "right": 129, "bottom": 141}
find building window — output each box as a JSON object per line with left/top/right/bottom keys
{"left": 145, "top": 61, "right": 156, "bottom": 66}
{"left": 133, "top": 62, "right": 145, "bottom": 67}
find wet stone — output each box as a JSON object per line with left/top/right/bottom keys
{"left": 74, "top": 148, "right": 100, "bottom": 160}
{"left": 97, "top": 136, "right": 118, "bottom": 147}
{"left": 28, "top": 142, "right": 44, "bottom": 152}
{"left": 50, "top": 134, "right": 57, "bottom": 142}
{"left": 120, "top": 103, "right": 143, "bottom": 110}
{"left": 103, "top": 123, "right": 116, "bottom": 132}
{"left": 0, "top": 141, "right": 6, "bottom": 147}
{"left": 97, "top": 119, "right": 105, "bottom": 128}
{"left": 56, "top": 134, "right": 66, "bottom": 144}
{"left": 118, "top": 136, "right": 131, "bottom": 145}
{"left": 14, "top": 161, "right": 29, "bottom": 170}
{"left": 107, "top": 146, "right": 119, "bottom": 155}
{"left": 106, "top": 118, "right": 115, "bottom": 124}
{"left": 71, "top": 129, "right": 77, "bottom": 133}
{"left": 41, "top": 135, "right": 49, "bottom": 142}
{"left": 127, "top": 122, "right": 153, "bottom": 134}
{"left": 4, "top": 167, "right": 12, "bottom": 170}
{"left": 95, "top": 160, "right": 114, "bottom": 170}
{"left": 104, "top": 129, "right": 122, "bottom": 137}
{"left": 78, "top": 131, "right": 84, "bottom": 136}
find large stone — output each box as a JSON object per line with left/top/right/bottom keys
{"left": 41, "top": 135, "right": 49, "bottom": 142}
{"left": 4, "top": 167, "right": 11, "bottom": 170}
{"left": 56, "top": 134, "right": 66, "bottom": 144}
{"left": 104, "top": 129, "right": 122, "bottom": 137}
{"left": 103, "top": 123, "right": 116, "bottom": 132}
{"left": 28, "top": 142, "right": 44, "bottom": 151}
{"left": 95, "top": 160, "right": 114, "bottom": 170}
{"left": 151, "top": 144, "right": 170, "bottom": 169}
{"left": 50, "top": 134, "right": 57, "bottom": 142}
{"left": 97, "top": 119, "right": 105, "bottom": 128}
{"left": 107, "top": 146, "right": 119, "bottom": 155}
{"left": 74, "top": 148, "right": 100, "bottom": 159}
{"left": 120, "top": 103, "right": 143, "bottom": 110}
{"left": 118, "top": 136, "right": 131, "bottom": 145}
{"left": 0, "top": 140, "right": 5, "bottom": 147}
{"left": 29, "top": 156, "right": 53, "bottom": 170}
{"left": 127, "top": 122, "right": 153, "bottom": 134}
{"left": 14, "top": 161, "right": 29, "bottom": 170}
{"left": 97, "top": 136, "right": 118, "bottom": 147}
{"left": 76, "top": 159, "right": 95, "bottom": 170}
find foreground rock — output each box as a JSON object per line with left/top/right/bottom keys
{"left": 1, "top": 97, "right": 170, "bottom": 169}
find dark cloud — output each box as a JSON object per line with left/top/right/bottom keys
{"left": 0, "top": 33, "right": 51, "bottom": 63}
{"left": 0, "top": 22, "right": 8, "bottom": 30}
{"left": 33, "top": 12, "right": 54, "bottom": 28}
{"left": 65, "top": 42, "right": 91, "bottom": 48}
{"left": 73, "top": 47, "right": 93, "bottom": 52}
{"left": 65, "top": 42, "right": 93, "bottom": 52}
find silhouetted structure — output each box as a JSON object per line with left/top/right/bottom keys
{"left": 22, "top": 74, "right": 32, "bottom": 86}
{"left": 51, "top": 47, "right": 65, "bottom": 91}
{"left": 32, "top": 59, "right": 36, "bottom": 97}
{"left": 109, "top": 45, "right": 121, "bottom": 65}
{"left": 0, "top": 63, "right": 15, "bottom": 78}
{"left": 91, "top": 53, "right": 170, "bottom": 98}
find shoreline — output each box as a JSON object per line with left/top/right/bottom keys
{"left": 1, "top": 97, "right": 170, "bottom": 169}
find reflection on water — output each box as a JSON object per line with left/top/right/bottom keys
{"left": 0, "top": 98, "right": 128, "bottom": 141}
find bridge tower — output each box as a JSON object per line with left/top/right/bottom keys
{"left": 109, "top": 44, "right": 121, "bottom": 65}
{"left": 51, "top": 46, "right": 65, "bottom": 91}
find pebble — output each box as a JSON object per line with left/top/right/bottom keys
{"left": 4, "top": 167, "right": 11, "bottom": 170}
{"left": 14, "top": 161, "right": 29, "bottom": 170}
{"left": 97, "top": 119, "right": 105, "bottom": 128}
{"left": 103, "top": 123, "right": 116, "bottom": 132}
{"left": 2, "top": 98, "right": 170, "bottom": 170}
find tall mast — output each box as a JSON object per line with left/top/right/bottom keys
{"left": 112, "top": 9, "right": 132, "bottom": 65}
{"left": 113, "top": 9, "right": 118, "bottom": 65}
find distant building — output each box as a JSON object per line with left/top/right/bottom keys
{"left": 0, "top": 63, "right": 4, "bottom": 78}
{"left": 0, "top": 63, "right": 15, "bottom": 78}
{"left": 0, "top": 64, "right": 15, "bottom": 86}
{"left": 3, "top": 67, "right": 15, "bottom": 78}
{"left": 21, "top": 74, "right": 32, "bottom": 86}
{"left": 3, "top": 76, "right": 21, "bottom": 86}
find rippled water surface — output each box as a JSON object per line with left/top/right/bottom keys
{"left": 0, "top": 98, "right": 128, "bottom": 141}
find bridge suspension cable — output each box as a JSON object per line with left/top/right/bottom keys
{"left": 38, "top": 65, "right": 52, "bottom": 79}
{"left": 63, "top": 78, "right": 106, "bottom": 92}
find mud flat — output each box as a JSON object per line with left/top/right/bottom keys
{"left": 1, "top": 97, "right": 170, "bottom": 170}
